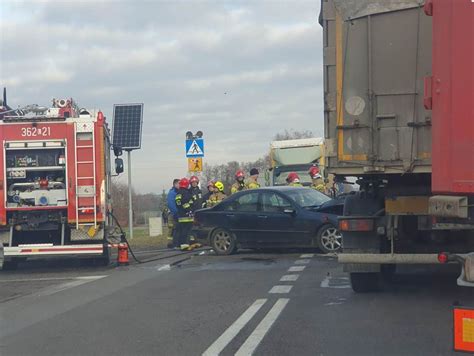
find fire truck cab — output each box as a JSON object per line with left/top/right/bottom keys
{"left": 0, "top": 97, "right": 118, "bottom": 269}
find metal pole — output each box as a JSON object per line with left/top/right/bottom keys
{"left": 127, "top": 150, "right": 134, "bottom": 240}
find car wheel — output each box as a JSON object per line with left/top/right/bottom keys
{"left": 316, "top": 225, "right": 342, "bottom": 254}
{"left": 211, "top": 228, "right": 236, "bottom": 255}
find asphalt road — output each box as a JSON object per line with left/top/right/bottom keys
{"left": 0, "top": 249, "right": 473, "bottom": 356}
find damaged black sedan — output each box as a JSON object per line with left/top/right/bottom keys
{"left": 192, "top": 187, "right": 343, "bottom": 255}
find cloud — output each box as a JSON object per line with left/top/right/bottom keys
{"left": 1, "top": 0, "right": 324, "bottom": 193}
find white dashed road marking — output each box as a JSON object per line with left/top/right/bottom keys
{"left": 280, "top": 274, "right": 299, "bottom": 282}
{"left": 202, "top": 299, "right": 267, "bottom": 356}
{"left": 294, "top": 259, "right": 310, "bottom": 265}
{"left": 269, "top": 285, "right": 292, "bottom": 294}
{"left": 288, "top": 266, "right": 305, "bottom": 272}
{"left": 235, "top": 298, "right": 290, "bottom": 356}
{"left": 157, "top": 264, "right": 171, "bottom": 271}
{"left": 204, "top": 254, "right": 315, "bottom": 354}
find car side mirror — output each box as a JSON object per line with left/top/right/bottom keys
{"left": 283, "top": 208, "right": 296, "bottom": 215}
{"left": 115, "top": 158, "right": 124, "bottom": 174}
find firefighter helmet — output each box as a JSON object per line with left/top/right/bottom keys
{"left": 214, "top": 181, "right": 225, "bottom": 192}
{"left": 207, "top": 180, "right": 215, "bottom": 188}
{"left": 179, "top": 178, "right": 190, "bottom": 189}
{"left": 308, "top": 166, "right": 320, "bottom": 178}
{"left": 190, "top": 175, "right": 199, "bottom": 184}
{"left": 286, "top": 172, "right": 300, "bottom": 183}
{"left": 235, "top": 170, "right": 245, "bottom": 179}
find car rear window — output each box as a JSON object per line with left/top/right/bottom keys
{"left": 261, "top": 192, "right": 292, "bottom": 213}
{"left": 225, "top": 192, "right": 259, "bottom": 212}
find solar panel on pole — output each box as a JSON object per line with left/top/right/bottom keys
{"left": 112, "top": 103, "right": 143, "bottom": 150}
{"left": 112, "top": 103, "right": 144, "bottom": 240}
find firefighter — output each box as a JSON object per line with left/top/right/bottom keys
{"left": 189, "top": 175, "right": 202, "bottom": 211}
{"left": 201, "top": 180, "right": 215, "bottom": 208}
{"left": 231, "top": 170, "right": 246, "bottom": 194}
{"left": 207, "top": 181, "right": 227, "bottom": 207}
{"left": 286, "top": 172, "right": 303, "bottom": 187}
{"left": 246, "top": 168, "right": 260, "bottom": 189}
{"left": 309, "top": 166, "right": 325, "bottom": 192}
{"left": 175, "top": 178, "right": 194, "bottom": 247}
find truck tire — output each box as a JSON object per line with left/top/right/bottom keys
{"left": 95, "top": 245, "right": 111, "bottom": 266}
{"left": 350, "top": 272, "right": 380, "bottom": 292}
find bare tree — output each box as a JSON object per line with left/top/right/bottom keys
{"left": 201, "top": 130, "right": 311, "bottom": 193}
{"left": 110, "top": 181, "right": 163, "bottom": 226}
{"left": 110, "top": 181, "right": 133, "bottom": 226}
{"left": 273, "top": 129, "right": 314, "bottom": 141}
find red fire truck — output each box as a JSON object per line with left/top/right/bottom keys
{"left": 0, "top": 94, "right": 122, "bottom": 269}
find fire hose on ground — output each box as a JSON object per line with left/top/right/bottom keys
{"left": 107, "top": 212, "right": 212, "bottom": 265}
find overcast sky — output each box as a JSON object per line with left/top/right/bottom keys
{"left": 1, "top": 0, "right": 324, "bottom": 193}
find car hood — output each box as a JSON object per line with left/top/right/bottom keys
{"left": 307, "top": 198, "right": 344, "bottom": 215}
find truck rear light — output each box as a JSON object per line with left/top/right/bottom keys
{"left": 438, "top": 252, "right": 449, "bottom": 264}
{"left": 339, "top": 219, "right": 374, "bottom": 232}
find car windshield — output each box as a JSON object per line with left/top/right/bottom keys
{"left": 285, "top": 188, "right": 331, "bottom": 208}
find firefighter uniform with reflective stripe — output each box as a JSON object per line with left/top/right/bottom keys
{"left": 288, "top": 182, "right": 303, "bottom": 187}
{"left": 207, "top": 191, "right": 227, "bottom": 208}
{"left": 175, "top": 188, "right": 194, "bottom": 246}
{"left": 245, "top": 178, "right": 260, "bottom": 190}
{"left": 310, "top": 177, "right": 325, "bottom": 193}
{"left": 189, "top": 186, "right": 202, "bottom": 211}
{"left": 231, "top": 181, "right": 246, "bottom": 194}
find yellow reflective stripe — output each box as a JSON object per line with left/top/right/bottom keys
{"left": 178, "top": 217, "right": 193, "bottom": 222}
{"left": 183, "top": 203, "right": 191, "bottom": 208}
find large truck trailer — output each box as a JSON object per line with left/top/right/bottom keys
{"left": 0, "top": 96, "right": 121, "bottom": 269}
{"left": 320, "top": 0, "right": 473, "bottom": 291}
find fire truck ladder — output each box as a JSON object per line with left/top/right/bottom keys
{"left": 74, "top": 122, "right": 97, "bottom": 231}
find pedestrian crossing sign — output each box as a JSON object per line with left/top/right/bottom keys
{"left": 186, "top": 138, "right": 204, "bottom": 157}
{"left": 188, "top": 157, "right": 203, "bottom": 172}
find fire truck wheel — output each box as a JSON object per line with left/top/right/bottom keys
{"left": 96, "top": 246, "right": 111, "bottom": 266}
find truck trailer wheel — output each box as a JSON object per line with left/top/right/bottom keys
{"left": 350, "top": 272, "right": 380, "bottom": 293}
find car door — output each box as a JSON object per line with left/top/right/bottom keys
{"left": 220, "top": 191, "right": 261, "bottom": 246}
{"left": 258, "top": 191, "right": 309, "bottom": 246}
